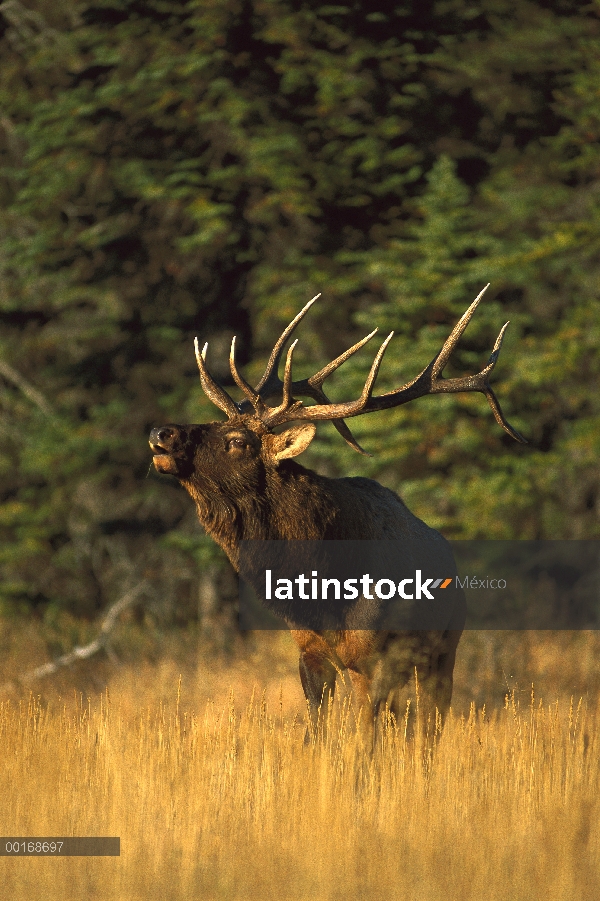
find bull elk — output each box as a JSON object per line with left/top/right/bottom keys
{"left": 150, "top": 286, "right": 525, "bottom": 739}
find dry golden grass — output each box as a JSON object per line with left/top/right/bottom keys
{"left": 1, "top": 629, "right": 600, "bottom": 900}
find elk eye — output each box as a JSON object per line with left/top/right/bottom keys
{"left": 227, "top": 437, "right": 247, "bottom": 451}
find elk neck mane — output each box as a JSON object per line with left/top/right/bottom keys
{"left": 180, "top": 459, "right": 344, "bottom": 564}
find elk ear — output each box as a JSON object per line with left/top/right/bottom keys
{"left": 264, "top": 423, "right": 317, "bottom": 463}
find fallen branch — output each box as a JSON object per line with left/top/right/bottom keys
{"left": 1, "top": 581, "right": 150, "bottom": 691}
{"left": 0, "top": 359, "right": 56, "bottom": 418}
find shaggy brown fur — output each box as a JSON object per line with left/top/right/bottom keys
{"left": 150, "top": 417, "right": 464, "bottom": 740}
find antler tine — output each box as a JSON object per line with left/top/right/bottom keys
{"left": 307, "top": 329, "right": 379, "bottom": 389}
{"left": 483, "top": 320, "right": 510, "bottom": 374}
{"left": 265, "top": 340, "right": 304, "bottom": 422}
{"left": 329, "top": 417, "right": 371, "bottom": 455}
{"left": 194, "top": 338, "right": 239, "bottom": 419}
{"left": 482, "top": 384, "right": 526, "bottom": 443}
{"left": 230, "top": 336, "right": 266, "bottom": 416}
{"left": 357, "top": 332, "right": 395, "bottom": 404}
{"left": 431, "top": 284, "right": 489, "bottom": 380}
{"left": 254, "top": 293, "right": 321, "bottom": 398}
{"left": 282, "top": 339, "right": 297, "bottom": 408}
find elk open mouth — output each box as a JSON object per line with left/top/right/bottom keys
{"left": 149, "top": 442, "right": 179, "bottom": 475}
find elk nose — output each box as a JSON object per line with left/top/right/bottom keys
{"left": 149, "top": 426, "right": 175, "bottom": 449}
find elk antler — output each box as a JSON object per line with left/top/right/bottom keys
{"left": 194, "top": 339, "right": 240, "bottom": 419}
{"left": 195, "top": 286, "right": 526, "bottom": 452}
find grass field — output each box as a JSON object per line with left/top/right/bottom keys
{"left": 1, "top": 629, "right": 599, "bottom": 900}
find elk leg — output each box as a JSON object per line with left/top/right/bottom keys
{"left": 299, "top": 652, "right": 337, "bottom": 738}
{"left": 371, "top": 630, "right": 461, "bottom": 739}
{"left": 419, "top": 628, "right": 462, "bottom": 727}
